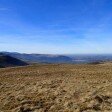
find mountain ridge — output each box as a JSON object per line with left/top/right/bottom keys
{"left": 0, "top": 52, "right": 73, "bottom": 63}
{"left": 1, "top": 52, "right": 112, "bottom": 64}
{"left": 0, "top": 53, "right": 28, "bottom": 68}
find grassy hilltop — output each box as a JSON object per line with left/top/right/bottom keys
{"left": 0, "top": 63, "right": 112, "bottom": 112}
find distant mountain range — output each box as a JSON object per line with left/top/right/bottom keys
{"left": 1, "top": 52, "right": 112, "bottom": 64}
{"left": 0, "top": 53, "right": 28, "bottom": 68}
{"left": 0, "top": 52, "right": 73, "bottom": 64}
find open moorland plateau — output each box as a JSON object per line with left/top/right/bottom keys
{"left": 0, "top": 63, "right": 112, "bottom": 112}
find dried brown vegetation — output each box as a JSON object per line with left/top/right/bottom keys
{"left": 0, "top": 63, "right": 112, "bottom": 112}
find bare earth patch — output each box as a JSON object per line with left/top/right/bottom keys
{"left": 0, "top": 63, "right": 112, "bottom": 112}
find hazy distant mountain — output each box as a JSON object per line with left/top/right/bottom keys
{"left": 1, "top": 52, "right": 73, "bottom": 63}
{"left": 1, "top": 52, "right": 112, "bottom": 64}
{"left": 0, "top": 53, "right": 28, "bottom": 68}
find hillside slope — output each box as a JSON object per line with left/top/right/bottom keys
{"left": 0, "top": 63, "right": 112, "bottom": 112}
{"left": 0, "top": 54, "right": 28, "bottom": 68}
{"left": 1, "top": 52, "right": 73, "bottom": 63}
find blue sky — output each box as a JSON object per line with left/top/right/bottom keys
{"left": 0, "top": 0, "right": 112, "bottom": 54}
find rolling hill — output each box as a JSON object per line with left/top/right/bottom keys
{"left": 0, "top": 54, "right": 28, "bottom": 68}
{"left": 1, "top": 52, "right": 112, "bottom": 64}
{"left": 1, "top": 52, "right": 73, "bottom": 63}
{"left": 0, "top": 63, "right": 112, "bottom": 111}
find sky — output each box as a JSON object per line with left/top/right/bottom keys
{"left": 0, "top": 0, "right": 112, "bottom": 54}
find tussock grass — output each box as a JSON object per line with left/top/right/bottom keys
{"left": 0, "top": 63, "right": 112, "bottom": 112}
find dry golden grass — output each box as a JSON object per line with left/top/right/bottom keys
{"left": 0, "top": 63, "right": 112, "bottom": 112}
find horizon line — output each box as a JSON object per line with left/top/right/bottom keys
{"left": 1, "top": 51, "right": 112, "bottom": 55}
